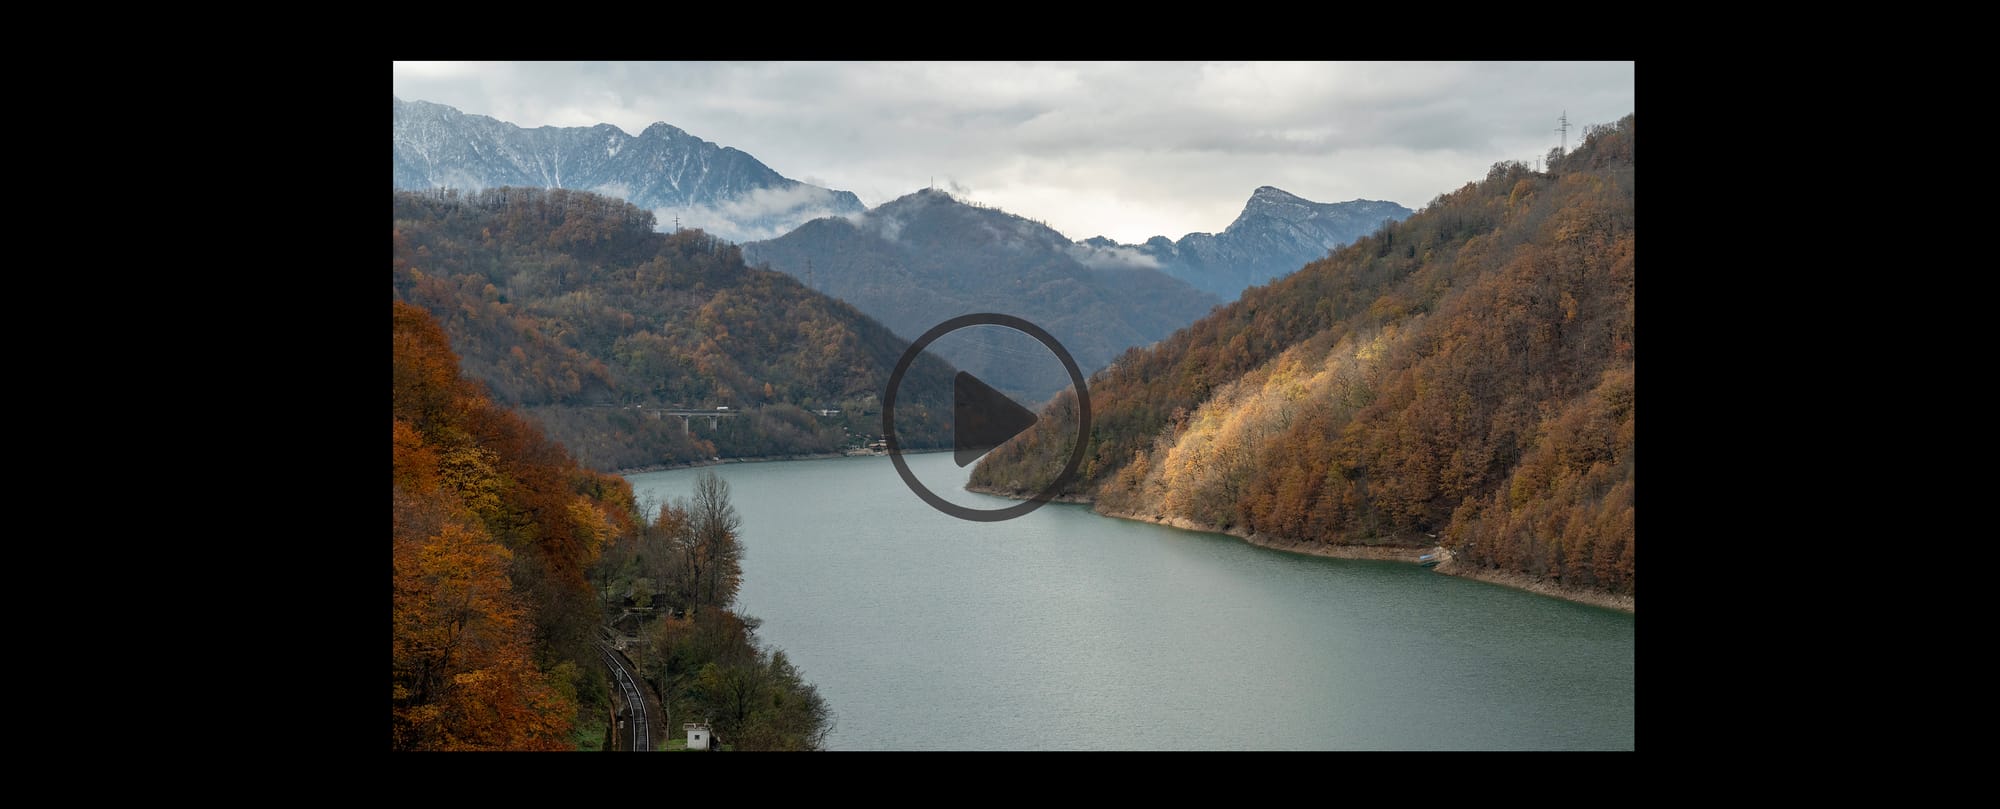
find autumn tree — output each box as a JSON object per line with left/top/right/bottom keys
{"left": 393, "top": 485, "right": 573, "bottom": 750}
{"left": 643, "top": 610, "right": 833, "bottom": 751}
{"left": 392, "top": 187, "right": 956, "bottom": 472}
{"left": 678, "top": 471, "right": 743, "bottom": 610}
{"left": 974, "top": 113, "right": 1637, "bottom": 597}
{"left": 393, "top": 300, "right": 639, "bottom": 749}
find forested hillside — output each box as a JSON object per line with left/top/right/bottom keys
{"left": 394, "top": 300, "right": 638, "bottom": 750}
{"left": 393, "top": 187, "right": 953, "bottom": 471}
{"left": 973, "top": 115, "right": 1635, "bottom": 597}
{"left": 395, "top": 301, "right": 831, "bottom": 750}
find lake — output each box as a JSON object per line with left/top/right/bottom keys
{"left": 627, "top": 452, "right": 1634, "bottom": 750}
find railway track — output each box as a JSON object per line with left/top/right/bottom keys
{"left": 595, "top": 634, "right": 651, "bottom": 751}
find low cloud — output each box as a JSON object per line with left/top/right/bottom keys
{"left": 430, "top": 169, "right": 491, "bottom": 192}
{"left": 712, "top": 184, "right": 849, "bottom": 224}
{"left": 874, "top": 213, "right": 905, "bottom": 243}
{"left": 1066, "top": 242, "right": 1162, "bottom": 270}
{"left": 656, "top": 184, "right": 860, "bottom": 243}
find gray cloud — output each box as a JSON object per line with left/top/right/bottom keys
{"left": 589, "top": 181, "right": 633, "bottom": 201}
{"left": 393, "top": 61, "right": 1635, "bottom": 244}
{"left": 876, "top": 214, "right": 905, "bottom": 243}
{"left": 660, "top": 184, "right": 859, "bottom": 243}
{"left": 1066, "top": 243, "right": 1162, "bottom": 271}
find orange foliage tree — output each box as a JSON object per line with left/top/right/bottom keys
{"left": 977, "top": 114, "right": 1636, "bottom": 596}
{"left": 393, "top": 300, "right": 638, "bottom": 749}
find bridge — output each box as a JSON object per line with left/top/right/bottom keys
{"left": 649, "top": 408, "right": 738, "bottom": 434}
{"left": 588, "top": 404, "right": 744, "bottom": 433}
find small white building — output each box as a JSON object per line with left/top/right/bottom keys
{"left": 685, "top": 722, "right": 712, "bottom": 751}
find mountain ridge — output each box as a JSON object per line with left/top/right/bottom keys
{"left": 1081, "top": 187, "right": 1415, "bottom": 299}
{"left": 393, "top": 97, "right": 864, "bottom": 242}
{"left": 973, "top": 114, "right": 1638, "bottom": 602}
{"left": 743, "top": 187, "right": 1222, "bottom": 403}
{"left": 392, "top": 186, "right": 955, "bottom": 471}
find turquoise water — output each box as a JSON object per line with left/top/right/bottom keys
{"left": 627, "top": 452, "right": 1634, "bottom": 750}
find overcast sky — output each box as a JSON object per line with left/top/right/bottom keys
{"left": 392, "top": 61, "right": 1634, "bottom": 244}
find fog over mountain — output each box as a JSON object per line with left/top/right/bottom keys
{"left": 393, "top": 97, "right": 864, "bottom": 242}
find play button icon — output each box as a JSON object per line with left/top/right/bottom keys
{"left": 953, "top": 371, "right": 1038, "bottom": 467}
{"left": 883, "top": 313, "right": 1092, "bottom": 522}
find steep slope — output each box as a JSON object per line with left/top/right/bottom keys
{"left": 393, "top": 300, "right": 639, "bottom": 750}
{"left": 743, "top": 188, "right": 1221, "bottom": 403}
{"left": 1081, "top": 188, "right": 1414, "bottom": 300}
{"left": 393, "top": 186, "right": 954, "bottom": 471}
{"left": 974, "top": 115, "right": 1636, "bottom": 599}
{"left": 393, "top": 98, "right": 864, "bottom": 242}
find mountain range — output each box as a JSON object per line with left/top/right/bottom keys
{"left": 393, "top": 99, "right": 1419, "bottom": 411}
{"left": 393, "top": 97, "right": 864, "bottom": 242}
{"left": 743, "top": 188, "right": 1222, "bottom": 404}
{"left": 392, "top": 186, "right": 955, "bottom": 472}
{"left": 1082, "top": 187, "right": 1413, "bottom": 299}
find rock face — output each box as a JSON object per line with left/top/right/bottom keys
{"left": 392, "top": 97, "right": 863, "bottom": 243}
{"left": 1088, "top": 187, "right": 1415, "bottom": 299}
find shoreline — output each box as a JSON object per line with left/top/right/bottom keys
{"left": 973, "top": 484, "right": 1633, "bottom": 613}
{"left": 615, "top": 447, "right": 952, "bottom": 477}
{"left": 614, "top": 452, "right": 844, "bottom": 476}
{"left": 1091, "top": 502, "right": 1432, "bottom": 563}
{"left": 1431, "top": 560, "right": 1635, "bottom": 613}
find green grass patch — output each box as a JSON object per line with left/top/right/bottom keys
{"left": 573, "top": 714, "right": 609, "bottom": 752}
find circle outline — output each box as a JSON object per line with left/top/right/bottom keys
{"left": 883, "top": 313, "right": 1092, "bottom": 522}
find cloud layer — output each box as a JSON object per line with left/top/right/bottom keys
{"left": 392, "top": 61, "right": 1635, "bottom": 244}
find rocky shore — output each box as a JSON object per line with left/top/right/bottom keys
{"left": 1431, "top": 559, "right": 1635, "bottom": 613}
{"left": 970, "top": 484, "right": 1633, "bottom": 613}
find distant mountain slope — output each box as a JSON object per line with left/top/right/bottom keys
{"left": 743, "top": 188, "right": 1222, "bottom": 404}
{"left": 392, "top": 187, "right": 953, "bottom": 471}
{"left": 974, "top": 115, "right": 1636, "bottom": 599}
{"left": 1082, "top": 188, "right": 1413, "bottom": 299}
{"left": 393, "top": 98, "right": 864, "bottom": 243}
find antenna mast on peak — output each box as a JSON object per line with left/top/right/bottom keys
{"left": 1556, "top": 110, "right": 1571, "bottom": 155}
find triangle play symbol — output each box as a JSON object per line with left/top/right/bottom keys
{"left": 953, "top": 371, "right": 1038, "bottom": 467}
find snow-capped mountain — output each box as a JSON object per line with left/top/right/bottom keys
{"left": 1081, "top": 187, "right": 1415, "bottom": 299}
{"left": 392, "top": 98, "right": 864, "bottom": 243}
